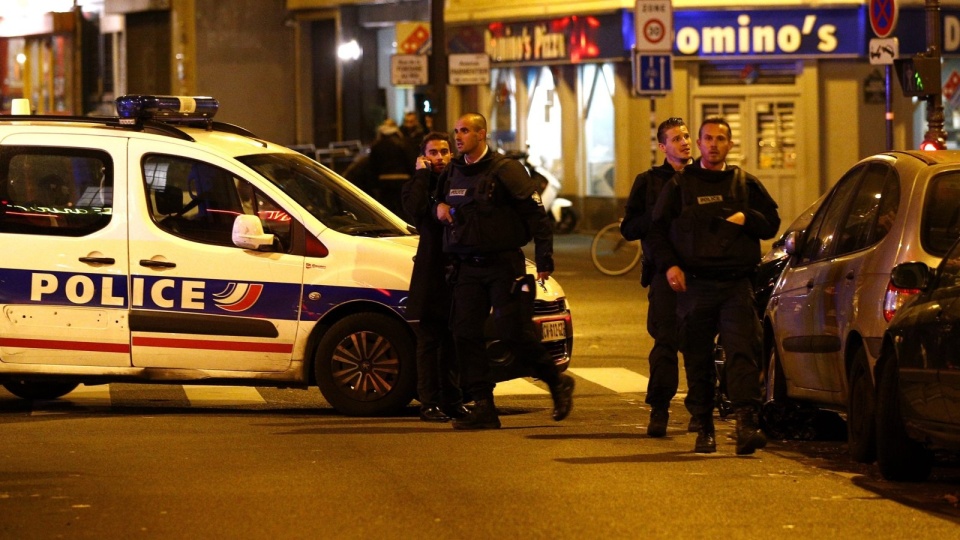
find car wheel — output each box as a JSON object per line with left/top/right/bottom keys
{"left": 2, "top": 380, "right": 79, "bottom": 400}
{"left": 314, "top": 313, "right": 416, "bottom": 416}
{"left": 760, "top": 346, "right": 797, "bottom": 439}
{"left": 875, "top": 349, "right": 932, "bottom": 481}
{"left": 847, "top": 348, "right": 877, "bottom": 463}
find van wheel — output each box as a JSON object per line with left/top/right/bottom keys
{"left": 875, "top": 349, "right": 932, "bottom": 481}
{"left": 848, "top": 348, "right": 877, "bottom": 463}
{"left": 2, "top": 381, "right": 79, "bottom": 400}
{"left": 314, "top": 313, "right": 416, "bottom": 416}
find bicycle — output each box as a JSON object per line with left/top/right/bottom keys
{"left": 590, "top": 220, "right": 642, "bottom": 276}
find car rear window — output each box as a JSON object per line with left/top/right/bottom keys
{"left": 923, "top": 172, "right": 960, "bottom": 256}
{"left": 0, "top": 147, "right": 113, "bottom": 237}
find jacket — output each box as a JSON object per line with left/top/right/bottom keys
{"left": 401, "top": 167, "right": 449, "bottom": 320}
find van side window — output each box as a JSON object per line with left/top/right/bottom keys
{"left": 0, "top": 147, "right": 113, "bottom": 236}
{"left": 143, "top": 155, "right": 293, "bottom": 250}
{"left": 834, "top": 162, "right": 898, "bottom": 256}
{"left": 922, "top": 173, "right": 960, "bottom": 256}
{"left": 798, "top": 166, "right": 862, "bottom": 264}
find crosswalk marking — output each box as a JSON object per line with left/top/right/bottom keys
{"left": 568, "top": 367, "right": 649, "bottom": 393}
{"left": 182, "top": 385, "right": 266, "bottom": 406}
{"left": 493, "top": 378, "right": 550, "bottom": 396}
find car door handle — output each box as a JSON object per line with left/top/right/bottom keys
{"left": 806, "top": 279, "right": 814, "bottom": 289}
{"left": 845, "top": 270, "right": 855, "bottom": 280}
{"left": 79, "top": 256, "right": 115, "bottom": 265}
{"left": 139, "top": 259, "right": 176, "bottom": 268}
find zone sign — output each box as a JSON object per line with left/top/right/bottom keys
{"left": 635, "top": 0, "right": 673, "bottom": 53}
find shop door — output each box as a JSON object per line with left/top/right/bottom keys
{"left": 695, "top": 97, "right": 802, "bottom": 233}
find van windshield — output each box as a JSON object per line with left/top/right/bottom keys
{"left": 238, "top": 153, "right": 411, "bottom": 237}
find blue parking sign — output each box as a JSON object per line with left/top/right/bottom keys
{"left": 633, "top": 52, "right": 673, "bottom": 95}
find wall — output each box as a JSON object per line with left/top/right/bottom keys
{"left": 194, "top": 0, "right": 297, "bottom": 145}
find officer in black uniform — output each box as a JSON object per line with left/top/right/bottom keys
{"left": 620, "top": 117, "right": 693, "bottom": 437}
{"left": 647, "top": 117, "right": 780, "bottom": 455}
{"left": 435, "top": 112, "right": 575, "bottom": 430}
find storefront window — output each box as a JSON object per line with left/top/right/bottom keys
{"left": 582, "top": 63, "right": 615, "bottom": 197}
{"left": 526, "top": 66, "right": 562, "bottom": 182}
{"left": 1, "top": 38, "right": 26, "bottom": 111}
{"left": 489, "top": 68, "right": 517, "bottom": 146}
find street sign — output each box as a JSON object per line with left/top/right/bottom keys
{"left": 449, "top": 54, "right": 490, "bottom": 86}
{"left": 634, "top": 0, "right": 673, "bottom": 53}
{"left": 633, "top": 52, "right": 672, "bottom": 95}
{"left": 869, "top": 0, "right": 898, "bottom": 38}
{"left": 869, "top": 37, "right": 898, "bottom": 65}
{"left": 391, "top": 54, "right": 428, "bottom": 86}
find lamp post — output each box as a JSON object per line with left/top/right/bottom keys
{"left": 923, "top": 0, "right": 947, "bottom": 149}
{"left": 429, "top": 0, "right": 448, "bottom": 132}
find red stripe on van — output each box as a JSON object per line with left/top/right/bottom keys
{"left": 0, "top": 338, "right": 130, "bottom": 353}
{"left": 132, "top": 336, "right": 293, "bottom": 353}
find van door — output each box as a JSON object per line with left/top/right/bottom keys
{"left": 0, "top": 134, "right": 130, "bottom": 367}
{"left": 126, "top": 140, "right": 305, "bottom": 372}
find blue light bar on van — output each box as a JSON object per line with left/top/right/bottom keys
{"left": 115, "top": 95, "right": 218, "bottom": 123}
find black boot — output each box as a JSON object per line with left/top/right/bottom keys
{"left": 452, "top": 398, "right": 501, "bottom": 430}
{"left": 550, "top": 373, "right": 575, "bottom": 421}
{"left": 647, "top": 407, "right": 669, "bottom": 438}
{"left": 735, "top": 407, "right": 767, "bottom": 455}
{"left": 693, "top": 415, "right": 716, "bottom": 454}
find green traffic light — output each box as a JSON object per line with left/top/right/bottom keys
{"left": 914, "top": 72, "right": 924, "bottom": 91}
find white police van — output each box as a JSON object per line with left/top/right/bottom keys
{"left": 0, "top": 96, "right": 572, "bottom": 415}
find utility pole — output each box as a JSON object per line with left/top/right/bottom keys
{"left": 429, "top": 0, "right": 448, "bottom": 131}
{"left": 923, "top": 0, "right": 947, "bottom": 148}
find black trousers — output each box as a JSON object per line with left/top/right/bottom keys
{"left": 645, "top": 271, "right": 680, "bottom": 409}
{"left": 676, "top": 277, "right": 762, "bottom": 417}
{"left": 415, "top": 314, "right": 462, "bottom": 409}
{"left": 450, "top": 250, "right": 559, "bottom": 401}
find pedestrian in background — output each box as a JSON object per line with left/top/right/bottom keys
{"left": 647, "top": 117, "right": 780, "bottom": 455}
{"left": 435, "top": 112, "right": 574, "bottom": 430}
{"left": 401, "top": 132, "right": 468, "bottom": 423}
{"left": 620, "top": 117, "right": 693, "bottom": 438}
{"left": 369, "top": 118, "right": 413, "bottom": 218}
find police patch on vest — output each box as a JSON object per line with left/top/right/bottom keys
{"left": 450, "top": 188, "right": 467, "bottom": 196}
{"left": 697, "top": 195, "right": 723, "bottom": 204}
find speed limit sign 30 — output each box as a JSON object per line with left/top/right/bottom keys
{"left": 635, "top": 0, "right": 673, "bottom": 52}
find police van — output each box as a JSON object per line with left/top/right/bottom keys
{"left": 0, "top": 96, "right": 572, "bottom": 416}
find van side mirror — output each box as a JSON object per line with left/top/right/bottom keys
{"left": 784, "top": 230, "right": 800, "bottom": 256}
{"left": 890, "top": 261, "right": 930, "bottom": 290}
{"left": 232, "top": 214, "right": 275, "bottom": 250}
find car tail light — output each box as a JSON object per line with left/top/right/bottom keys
{"left": 883, "top": 280, "right": 921, "bottom": 322}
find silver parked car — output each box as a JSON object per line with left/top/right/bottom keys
{"left": 762, "top": 150, "right": 960, "bottom": 462}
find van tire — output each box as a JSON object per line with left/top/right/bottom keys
{"left": 314, "top": 313, "right": 416, "bottom": 416}
{"left": 2, "top": 381, "right": 79, "bottom": 400}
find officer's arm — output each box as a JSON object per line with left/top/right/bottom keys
{"left": 431, "top": 170, "right": 454, "bottom": 225}
{"left": 647, "top": 180, "right": 682, "bottom": 274}
{"left": 500, "top": 161, "right": 554, "bottom": 274}
{"left": 742, "top": 180, "right": 781, "bottom": 240}
{"left": 620, "top": 173, "right": 647, "bottom": 241}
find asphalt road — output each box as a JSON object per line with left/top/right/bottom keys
{"left": 1, "top": 234, "right": 959, "bottom": 539}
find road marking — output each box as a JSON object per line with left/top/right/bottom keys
{"left": 568, "top": 367, "right": 649, "bottom": 393}
{"left": 493, "top": 378, "right": 549, "bottom": 396}
{"left": 182, "top": 385, "right": 267, "bottom": 406}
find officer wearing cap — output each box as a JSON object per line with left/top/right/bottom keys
{"left": 647, "top": 116, "right": 780, "bottom": 455}
{"left": 435, "top": 112, "right": 574, "bottom": 430}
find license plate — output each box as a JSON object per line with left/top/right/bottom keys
{"left": 541, "top": 320, "right": 566, "bottom": 342}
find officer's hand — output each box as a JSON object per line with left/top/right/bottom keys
{"left": 666, "top": 266, "right": 686, "bottom": 292}
{"left": 726, "top": 211, "right": 745, "bottom": 225}
{"left": 436, "top": 203, "right": 454, "bottom": 224}
{"left": 536, "top": 271, "right": 551, "bottom": 283}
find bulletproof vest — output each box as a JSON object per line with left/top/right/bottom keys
{"left": 669, "top": 167, "right": 760, "bottom": 269}
{"left": 443, "top": 156, "right": 529, "bottom": 252}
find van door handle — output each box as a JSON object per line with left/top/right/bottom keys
{"left": 806, "top": 279, "right": 813, "bottom": 289}
{"left": 139, "top": 259, "right": 176, "bottom": 268}
{"left": 845, "top": 270, "right": 855, "bottom": 280}
{"left": 79, "top": 256, "right": 115, "bottom": 265}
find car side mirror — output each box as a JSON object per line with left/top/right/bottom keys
{"left": 784, "top": 230, "right": 800, "bottom": 256}
{"left": 232, "top": 214, "right": 275, "bottom": 250}
{"left": 890, "top": 261, "right": 931, "bottom": 290}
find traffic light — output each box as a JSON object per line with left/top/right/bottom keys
{"left": 920, "top": 136, "right": 946, "bottom": 151}
{"left": 894, "top": 55, "right": 942, "bottom": 97}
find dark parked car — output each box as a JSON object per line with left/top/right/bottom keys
{"left": 874, "top": 236, "right": 960, "bottom": 481}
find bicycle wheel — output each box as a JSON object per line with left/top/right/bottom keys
{"left": 591, "top": 222, "right": 642, "bottom": 276}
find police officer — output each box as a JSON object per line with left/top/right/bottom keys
{"left": 435, "top": 113, "right": 575, "bottom": 430}
{"left": 647, "top": 117, "right": 780, "bottom": 454}
{"left": 620, "top": 117, "right": 693, "bottom": 437}
{"left": 401, "top": 131, "right": 467, "bottom": 422}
